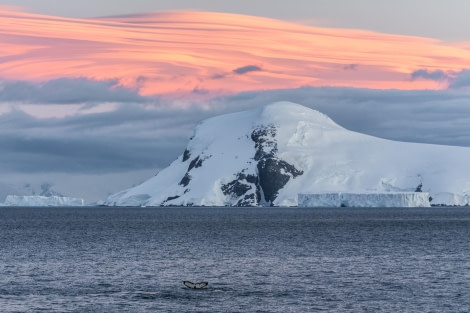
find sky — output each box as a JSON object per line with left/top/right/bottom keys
{"left": 2, "top": 0, "right": 470, "bottom": 40}
{"left": 1, "top": 1, "right": 470, "bottom": 203}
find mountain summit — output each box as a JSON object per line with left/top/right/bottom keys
{"left": 105, "top": 102, "right": 470, "bottom": 206}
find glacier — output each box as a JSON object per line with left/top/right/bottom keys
{"left": 104, "top": 101, "right": 470, "bottom": 207}
{"left": 2, "top": 195, "right": 85, "bottom": 207}
{"left": 298, "top": 193, "right": 431, "bottom": 208}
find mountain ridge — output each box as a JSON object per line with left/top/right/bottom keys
{"left": 104, "top": 102, "right": 470, "bottom": 207}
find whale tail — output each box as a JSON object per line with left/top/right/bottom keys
{"left": 183, "top": 281, "right": 208, "bottom": 289}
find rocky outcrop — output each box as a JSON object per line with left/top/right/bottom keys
{"left": 250, "top": 125, "right": 303, "bottom": 204}
{"left": 221, "top": 172, "right": 260, "bottom": 206}
{"left": 170, "top": 124, "right": 304, "bottom": 206}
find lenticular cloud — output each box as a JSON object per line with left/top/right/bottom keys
{"left": 2, "top": 7, "right": 470, "bottom": 97}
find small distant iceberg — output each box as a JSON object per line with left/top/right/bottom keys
{"left": 298, "top": 192, "right": 431, "bottom": 208}
{"left": 1, "top": 195, "right": 85, "bottom": 207}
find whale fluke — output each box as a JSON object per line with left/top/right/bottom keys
{"left": 183, "top": 281, "right": 208, "bottom": 289}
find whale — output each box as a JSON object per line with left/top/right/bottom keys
{"left": 183, "top": 281, "right": 208, "bottom": 289}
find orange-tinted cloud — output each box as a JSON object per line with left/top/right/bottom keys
{"left": 2, "top": 6, "right": 470, "bottom": 97}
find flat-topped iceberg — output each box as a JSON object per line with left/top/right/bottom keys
{"left": 2, "top": 195, "right": 84, "bottom": 207}
{"left": 298, "top": 192, "right": 431, "bottom": 208}
{"left": 431, "top": 192, "right": 470, "bottom": 206}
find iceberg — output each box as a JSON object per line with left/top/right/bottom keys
{"left": 2, "top": 195, "right": 85, "bottom": 207}
{"left": 431, "top": 192, "right": 469, "bottom": 206}
{"left": 298, "top": 192, "right": 431, "bottom": 208}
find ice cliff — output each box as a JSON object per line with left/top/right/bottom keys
{"left": 2, "top": 195, "right": 85, "bottom": 207}
{"left": 298, "top": 193, "right": 431, "bottom": 208}
{"left": 104, "top": 101, "right": 470, "bottom": 207}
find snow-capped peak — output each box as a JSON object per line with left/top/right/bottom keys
{"left": 104, "top": 102, "right": 470, "bottom": 207}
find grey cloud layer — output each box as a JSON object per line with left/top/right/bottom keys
{"left": 0, "top": 105, "right": 200, "bottom": 174}
{"left": 0, "top": 78, "right": 145, "bottom": 104}
{"left": 411, "top": 69, "right": 470, "bottom": 90}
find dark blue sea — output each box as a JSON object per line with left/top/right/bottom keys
{"left": 0, "top": 206, "right": 469, "bottom": 313}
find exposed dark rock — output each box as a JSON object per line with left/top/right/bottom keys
{"left": 188, "top": 156, "right": 203, "bottom": 171}
{"left": 182, "top": 149, "right": 191, "bottom": 162}
{"left": 250, "top": 125, "right": 304, "bottom": 205}
{"left": 245, "top": 174, "right": 258, "bottom": 184}
{"left": 177, "top": 155, "right": 205, "bottom": 188}
{"left": 179, "top": 173, "right": 191, "bottom": 187}
{"left": 222, "top": 180, "right": 251, "bottom": 197}
{"left": 222, "top": 174, "right": 251, "bottom": 194}
{"left": 415, "top": 183, "right": 423, "bottom": 192}
{"left": 240, "top": 193, "right": 258, "bottom": 206}
{"left": 235, "top": 193, "right": 258, "bottom": 206}
{"left": 251, "top": 125, "right": 277, "bottom": 160}
{"left": 164, "top": 195, "right": 180, "bottom": 202}
{"left": 257, "top": 158, "right": 303, "bottom": 203}
{"left": 221, "top": 172, "right": 260, "bottom": 206}
{"left": 179, "top": 124, "right": 304, "bottom": 206}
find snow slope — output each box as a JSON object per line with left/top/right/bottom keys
{"left": 104, "top": 101, "right": 470, "bottom": 207}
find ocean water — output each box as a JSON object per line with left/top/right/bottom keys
{"left": 0, "top": 207, "right": 469, "bottom": 313}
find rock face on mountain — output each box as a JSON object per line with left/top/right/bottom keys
{"left": 104, "top": 102, "right": 470, "bottom": 207}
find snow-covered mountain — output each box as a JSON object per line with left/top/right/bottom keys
{"left": 104, "top": 101, "right": 470, "bottom": 207}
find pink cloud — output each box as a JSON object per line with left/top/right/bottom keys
{"left": 1, "top": 7, "right": 470, "bottom": 97}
